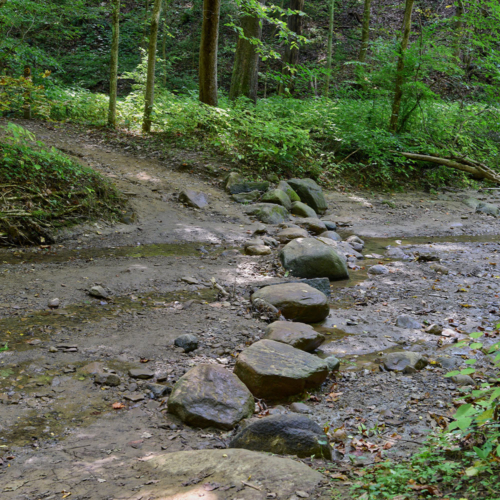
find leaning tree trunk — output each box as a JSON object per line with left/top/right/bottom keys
{"left": 142, "top": 0, "right": 163, "bottom": 132}
{"left": 358, "top": 0, "right": 372, "bottom": 62}
{"left": 278, "top": 0, "right": 305, "bottom": 95}
{"left": 199, "top": 0, "right": 221, "bottom": 106}
{"left": 229, "top": 0, "right": 265, "bottom": 102}
{"left": 389, "top": 0, "right": 415, "bottom": 133}
{"left": 323, "top": 0, "right": 335, "bottom": 96}
{"left": 108, "top": 0, "right": 120, "bottom": 128}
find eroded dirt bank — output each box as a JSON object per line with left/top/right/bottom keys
{"left": 1, "top": 121, "right": 500, "bottom": 499}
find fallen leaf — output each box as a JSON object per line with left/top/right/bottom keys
{"left": 112, "top": 402, "right": 125, "bottom": 410}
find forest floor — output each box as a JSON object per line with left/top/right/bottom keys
{"left": 1, "top": 120, "right": 500, "bottom": 500}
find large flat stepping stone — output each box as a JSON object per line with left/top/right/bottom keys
{"left": 288, "top": 178, "right": 327, "bottom": 214}
{"left": 167, "top": 364, "right": 254, "bottom": 429}
{"left": 234, "top": 339, "right": 329, "bottom": 398}
{"left": 280, "top": 238, "right": 349, "bottom": 281}
{"left": 230, "top": 413, "right": 332, "bottom": 459}
{"left": 245, "top": 203, "right": 289, "bottom": 224}
{"left": 136, "top": 449, "right": 324, "bottom": 499}
{"left": 251, "top": 282, "right": 329, "bottom": 323}
{"left": 263, "top": 321, "right": 325, "bottom": 352}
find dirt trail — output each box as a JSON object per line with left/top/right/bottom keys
{"left": 1, "top": 121, "right": 500, "bottom": 499}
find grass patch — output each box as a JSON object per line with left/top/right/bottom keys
{"left": 0, "top": 123, "right": 125, "bottom": 245}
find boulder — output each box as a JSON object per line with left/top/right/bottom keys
{"left": 278, "top": 180, "right": 301, "bottom": 202}
{"left": 430, "top": 263, "right": 449, "bottom": 275}
{"left": 383, "top": 352, "right": 428, "bottom": 373}
{"left": 396, "top": 315, "right": 421, "bottom": 329}
{"left": 291, "top": 201, "right": 318, "bottom": 218}
{"left": 322, "top": 220, "right": 337, "bottom": 231}
{"left": 263, "top": 321, "right": 325, "bottom": 352}
{"left": 294, "top": 217, "right": 327, "bottom": 235}
{"left": 299, "top": 277, "right": 331, "bottom": 297}
{"left": 229, "top": 414, "right": 331, "bottom": 459}
{"left": 245, "top": 245, "right": 272, "bottom": 256}
{"left": 95, "top": 373, "right": 121, "bottom": 386}
{"left": 232, "top": 191, "right": 261, "bottom": 203}
{"left": 368, "top": 265, "right": 389, "bottom": 275}
{"left": 251, "top": 283, "right": 330, "bottom": 323}
{"left": 88, "top": 285, "right": 109, "bottom": 299}
{"left": 234, "top": 339, "right": 329, "bottom": 398}
{"left": 318, "top": 230, "right": 342, "bottom": 242}
{"left": 290, "top": 402, "right": 312, "bottom": 414}
{"left": 276, "top": 227, "right": 309, "bottom": 244}
{"left": 262, "top": 189, "right": 292, "bottom": 210}
{"left": 317, "top": 238, "right": 364, "bottom": 260}
{"left": 228, "top": 181, "right": 270, "bottom": 195}
{"left": 450, "top": 374, "right": 475, "bottom": 386}
{"left": 174, "top": 334, "right": 198, "bottom": 353}
{"left": 224, "top": 172, "right": 244, "bottom": 192}
{"left": 346, "top": 235, "right": 365, "bottom": 247}
{"left": 245, "top": 203, "right": 289, "bottom": 224}
{"left": 288, "top": 179, "right": 327, "bottom": 214}
{"left": 476, "top": 202, "right": 499, "bottom": 217}
{"left": 136, "top": 449, "right": 324, "bottom": 499}
{"left": 168, "top": 364, "right": 254, "bottom": 429}
{"left": 324, "top": 355, "right": 340, "bottom": 372}
{"left": 179, "top": 189, "right": 208, "bottom": 209}
{"left": 280, "top": 238, "right": 349, "bottom": 281}
{"left": 462, "top": 197, "right": 480, "bottom": 210}
{"left": 386, "top": 247, "right": 410, "bottom": 259}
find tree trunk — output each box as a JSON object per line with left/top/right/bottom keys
{"left": 143, "top": 0, "right": 163, "bottom": 132}
{"left": 23, "top": 66, "right": 32, "bottom": 119}
{"left": 453, "top": 0, "right": 464, "bottom": 60}
{"left": 358, "top": 0, "right": 371, "bottom": 62}
{"left": 162, "top": 10, "right": 168, "bottom": 87}
{"left": 229, "top": 0, "right": 265, "bottom": 102}
{"left": 323, "top": 0, "right": 335, "bottom": 96}
{"left": 278, "top": 0, "right": 305, "bottom": 95}
{"left": 199, "top": 0, "right": 221, "bottom": 106}
{"left": 389, "top": 0, "right": 415, "bottom": 133}
{"left": 108, "top": 0, "right": 120, "bottom": 128}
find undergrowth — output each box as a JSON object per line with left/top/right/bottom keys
{"left": 0, "top": 123, "right": 125, "bottom": 245}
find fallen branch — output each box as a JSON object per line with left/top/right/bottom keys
{"left": 393, "top": 151, "right": 500, "bottom": 184}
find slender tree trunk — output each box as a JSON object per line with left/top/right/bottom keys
{"left": 389, "top": 0, "right": 415, "bottom": 133}
{"left": 229, "top": 0, "right": 265, "bottom": 102}
{"left": 199, "top": 0, "right": 221, "bottom": 106}
{"left": 108, "top": 0, "right": 120, "bottom": 128}
{"left": 358, "top": 0, "right": 371, "bottom": 62}
{"left": 278, "top": 0, "right": 305, "bottom": 95}
{"left": 323, "top": 0, "right": 335, "bottom": 96}
{"left": 453, "top": 0, "right": 464, "bottom": 60}
{"left": 143, "top": 0, "right": 163, "bottom": 132}
{"left": 162, "top": 10, "right": 168, "bottom": 86}
{"left": 23, "top": 66, "right": 32, "bottom": 119}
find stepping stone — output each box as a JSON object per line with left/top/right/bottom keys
{"left": 396, "top": 315, "right": 421, "bottom": 329}
{"left": 383, "top": 352, "right": 428, "bottom": 373}
{"left": 368, "top": 265, "right": 389, "bottom": 275}
{"left": 276, "top": 227, "right": 309, "bottom": 243}
{"left": 168, "top": 364, "right": 254, "bottom": 429}
{"left": 245, "top": 245, "right": 272, "bottom": 255}
{"left": 280, "top": 238, "right": 348, "bottom": 281}
{"left": 252, "top": 283, "right": 330, "bottom": 323}
{"left": 321, "top": 220, "right": 337, "bottom": 231}
{"left": 174, "top": 334, "right": 198, "bottom": 353}
{"left": 278, "top": 180, "right": 301, "bottom": 201}
{"left": 263, "top": 321, "right": 325, "bottom": 352}
{"left": 288, "top": 178, "right": 327, "bottom": 214}
{"left": 234, "top": 339, "right": 329, "bottom": 398}
{"left": 318, "top": 230, "right": 342, "bottom": 242}
{"left": 179, "top": 189, "right": 208, "bottom": 209}
{"left": 230, "top": 414, "right": 331, "bottom": 459}
{"left": 291, "top": 201, "right": 317, "bottom": 218}
{"left": 136, "top": 449, "right": 324, "bottom": 498}
{"left": 129, "top": 368, "right": 154, "bottom": 379}
{"left": 262, "top": 189, "right": 292, "bottom": 210}
{"left": 245, "top": 203, "right": 289, "bottom": 224}
{"left": 294, "top": 217, "right": 327, "bottom": 234}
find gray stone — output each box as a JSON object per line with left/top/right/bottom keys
{"left": 181, "top": 276, "right": 199, "bottom": 285}
{"left": 462, "top": 197, "right": 480, "bottom": 210}
{"left": 95, "top": 373, "right": 121, "bottom": 386}
{"left": 324, "top": 355, "right": 340, "bottom": 372}
{"left": 146, "top": 382, "right": 172, "bottom": 398}
{"left": 290, "top": 402, "right": 312, "bottom": 414}
{"left": 368, "top": 265, "right": 389, "bottom": 275}
{"left": 322, "top": 220, "right": 337, "bottom": 231}
{"left": 317, "top": 238, "right": 364, "bottom": 260}
{"left": 243, "top": 238, "right": 265, "bottom": 247}
{"left": 287, "top": 179, "right": 327, "bottom": 214}
{"left": 436, "top": 356, "right": 459, "bottom": 370}
{"left": 430, "top": 263, "right": 449, "bottom": 275}
{"left": 136, "top": 449, "right": 324, "bottom": 499}
{"left": 168, "top": 364, "right": 254, "bottom": 429}
{"left": 426, "top": 324, "right": 443, "bottom": 335}
{"left": 386, "top": 247, "right": 410, "bottom": 259}
{"left": 179, "top": 189, "right": 208, "bottom": 209}
{"left": 280, "top": 238, "right": 349, "bottom": 281}
{"left": 225, "top": 172, "right": 245, "bottom": 192}
{"left": 476, "top": 202, "right": 499, "bottom": 217}
{"left": 294, "top": 218, "right": 327, "bottom": 235}
{"left": 129, "top": 368, "right": 155, "bottom": 379}
{"left": 278, "top": 181, "right": 301, "bottom": 202}
{"left": 232, "top": 190, "right": 261, "bottom": 203}
{"left": 174, "top": 334, "right": 199, "bottom": 353}
{"left": 450, "top": 374, "right": 475, "bottom": 386}
{"left": 276, "top": 227, "right": 309, "bottom": 244}
{"left": 245, "top": 203, "right": 289, "bottom": 224}
{"left": 251, "top": 283, "right": 329, "bottom": 323}
{"left": 346, "top": 235, "right": 364, "bottom": 247}
{"left": 229, "top": 414, "right": 331, "bottom": 459}
{"left": 300, "top": 277, "right": 331, "bottom": 297}
{"left": 383, "top": 352, "right": 428, "bottom": 373}
{"left": 263, "top": 321, "right": 325, "bottom": 352}
{"left": 48, "top": 298, "right": 60, "bottom": 308}
{"left": 229, "top": 181, "right": 270, "bottom": 195}
{"left": 262, "top": 189, "right": 292, "bottom": 210}
{"left": 318, "top": 230, "right": 342, "bottom": 242}
{"left": 234, "top": 340, "right": 329, "bottom": 399}
{"left": 291, "top": 202, "right": 318, "bottom": 218}
{"left": 88, "top": 286, "right": 109, "bottom": 299}
{"left": 396, "top": 315, "right": 421, "bottom": 329}
{"left": 262, "top": 236, "right": 279, "bottom": 247}
{"left": 245, "top": 245, "right": 272, "bottom": 256}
